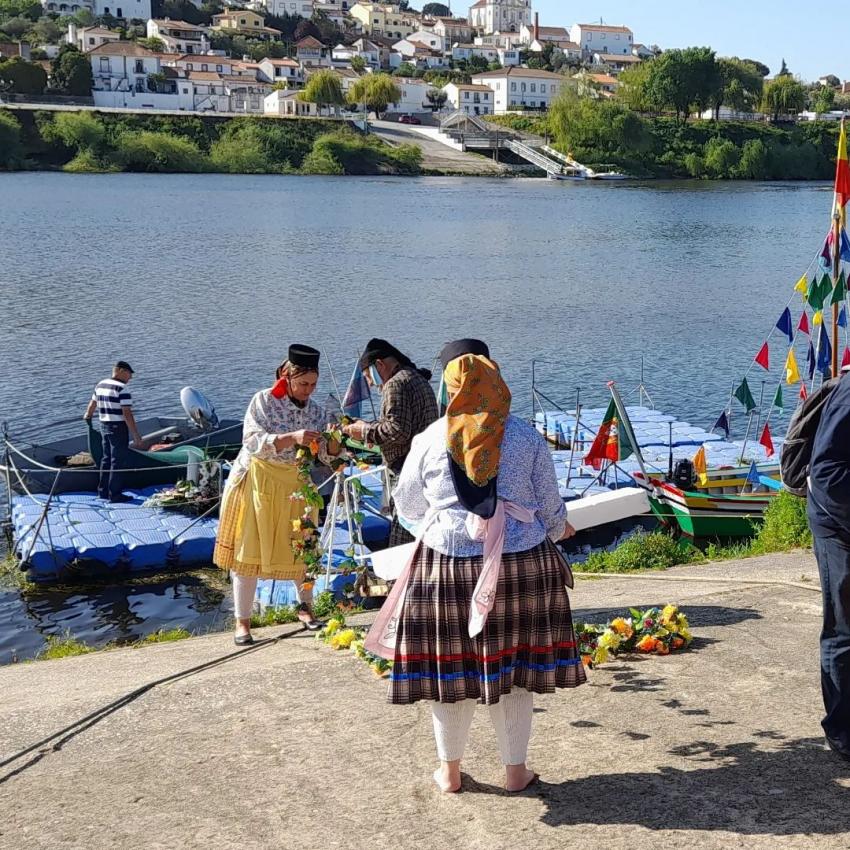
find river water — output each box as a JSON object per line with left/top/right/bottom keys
{"left": 0, "top": 173, "right": 835, "bottom": 661}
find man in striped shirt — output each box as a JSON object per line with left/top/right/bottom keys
{"left": 83, "top": 361, "right": 143, "bottom": 502}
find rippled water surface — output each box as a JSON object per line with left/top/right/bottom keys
{"left": 0, "top": 172, "right": 835, "bottom": 661}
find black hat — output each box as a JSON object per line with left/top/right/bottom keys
{"left": 359, "top": 338, "right": 408, "bottom": 370}
{"left": 288, "top": 344, "right": 321, "bottom": 369}
{"left": 115, "top": 360, "right": 134, "bottom": 374}
{"left": 438, "top": 339, "right": 490, "bottom": 370}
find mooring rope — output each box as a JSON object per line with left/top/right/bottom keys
{"left": 574, "top": 571, "right": 822, "bottom": 593}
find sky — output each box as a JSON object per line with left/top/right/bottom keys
{"left": 448, "top": 1, "right": 840, "bottom": 82}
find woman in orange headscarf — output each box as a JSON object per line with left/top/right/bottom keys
{"left": 366, "top": 339, "right": 585, "bottom": 794}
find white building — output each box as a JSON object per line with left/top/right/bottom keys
{"left": 468, "top": 0, "right": 531, "bottom": 36}
{"left": 147, "top": 19, "right": 210, "bottom": 54}
{"left": 402, "top": 28, "right": 444, "bottom": 51}
{"left": 451, "top": 43, "right": 519, "bottom": 66}
{"left": 67, "top": 24, "right": 121, "bottom": 51}
{"left": 264, "top": 88, "right": 319, "bottom": 116}
{"left": 44, "top": 0, "right": 149, "bottom": 19}
{"left": 470, "top": 65, "right": 564, "bottom": 113}
{"left": 257, "top": 57, "right": 304, "bottom": 87}
{"left": 569, "top": 23, "right": 634, "bottom": 57}
{"left": 254, "top": 0, "right": 314, "bottom": 16}
{"left": 443, "top": 81, "right": 492, "bottom": 115}
{"left": 384, "top": 76, "right": 430, "bottom": 113}
{"left": 390, "top": 38, "right": 448, "bottom": 70}
{"left": 519, "top": 18, "right": 569, "bottom": 46}
{"left": 591, "top": 52, "right": 643, "bottom": 75}
{"left": 431, "top": 16, "right": 471, "bottom": 45}
{"left": 182, "top": 70, "right": 271, "bottom": 112}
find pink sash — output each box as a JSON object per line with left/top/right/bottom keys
{"left": 363, "top": 500, "right": 535, "bottom": 660}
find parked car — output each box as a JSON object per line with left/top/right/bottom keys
{"left": 398, "top": 114, "right": 421, "bottom": 125}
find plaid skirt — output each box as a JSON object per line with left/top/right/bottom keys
{"left": 389, "top": 539, "right": 586, "bottom": 706}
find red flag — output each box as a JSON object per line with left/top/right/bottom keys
{"left": 800, "top": 384, "right": 808, "bottom": 400}
{"left": 754, "top": 342, "right": 769, "bottom": 370}
{"left": 759, "top": 423, "right": 774, "bottom": 458}
{"left": 836, "top": 121, "right": 850, "bottom": 213}
{"left": 798, "top": 311, "right": 810, "bottom": 335}
{"left": 843, "top": 347, "right": 850, "bottom": 368}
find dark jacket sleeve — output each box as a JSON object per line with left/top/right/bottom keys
{"left": 809, "top": 385, "right": 850, "bottom": 530}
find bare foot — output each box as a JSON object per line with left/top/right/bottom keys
{"left": 505, "top": 766, "right": 538, "bottom": 793}
{"left": 433, "top": 767, "right": 462, "bottom": 793}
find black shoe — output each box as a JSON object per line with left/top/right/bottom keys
{"left": 109, "top": 494, "right": 133, "bottom": 504}
{"left": 234, "top": 633, "right": 254, "bottom": 646}
{"left": 297, "top": 603, "right": 325, "bottom": 632}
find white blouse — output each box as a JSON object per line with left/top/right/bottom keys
{"left": 392, "top": 414, "right": 566, "bottom": 557}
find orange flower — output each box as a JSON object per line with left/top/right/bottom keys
{"left": 581, "top": 655, "right": 593, "bottom": 667}
{"left": 636, "top": 635, "right": 657, "bottom": 653}
{"left": 672, "top": 637, "right": 685, "bottom": 650}
{"left": 655, "top": 642, "right": 670, "bottom": 656}
{"left": 610, "top": 617, "right": 634, "bottom": 639}
{"left": 309, "top": 440, "right": 320, "bottom": 455}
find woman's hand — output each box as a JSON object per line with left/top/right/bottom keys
{"left": 342, "top": 420, "right": 368, "bottom": 441}
{"left": 290, "top": 429, "right": 321, "bottom": 447}
{"left": 559, "top": 522, "right": 576, "bottom": 541}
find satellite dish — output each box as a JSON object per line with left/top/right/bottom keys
{"left": 180, "top": 386, "right": 219, "bottom": 431}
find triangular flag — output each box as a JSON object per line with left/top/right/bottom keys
{"left": 807, "top": 341, "right": 816, "bottom": 379}
{"left": 800, "top": 383, "right": 808, "bottom": 400}
{"left": 775, "top": 307, "right": 794, "bottom": 344}
{"left": 836, "top": 123, "right": 850, "bottom": 212}
{"left": 813, "top": 310, "right": 824, "bottom": 326}
{"left": 795, "top": 273, "right": 808, "bottom": 296}
{"left": 734, "top": 378, "right": 756, "bottom": 412}
{"left": 746, "top": 460, "right": 761, "bottom": 487}
{"left": 841, "top": 228, "right": 850, "bottom": 262}
{"left": 840, "top": 305, "right": 847, "bottom": 329}
{"left": 692, "top": 445, "right": 708, "bottom": 486}
{"left": 809, "top": 276, "right": 826, "bottom": 311}
{"left": 821, "top": 235, "right": 832, "bottom": 267}
{"left": 798, "top": 311, "right": 810, "bottom": 335}
{"left": 785, "top": 348, "right": 800, "bottom": 384}
{"left": 759, "top": 423, "right": 775, "bottom": 458}
{"left": 342, "top": 361, "right": 371, "bottom": 418}
{"left": 832, "top": 270, "right": 847, "bottom": 305}
{"left": 843, "top": 347, "right": 850, "bottom": 369}
{"left": 820, "top": 273, "right": 834, "bottom": 304}
{"left": 754, "top": 342, "right": 769, "bottom": 370}
{"left": 713, "top": 410, "right": 730, "bottom": 438}
{"left": 818, "top": 333, "right": 833, "bottom": 376}
{"left": 583, "top": 398, "right": 635, "bottom": 469}
{"left": 773, "top": 384, "right": 784, "bottom": 411}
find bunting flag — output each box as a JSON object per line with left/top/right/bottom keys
{"left": 734, "top": 378, "right": 756, "bottom": 412}
{"left": 821, "top": 235, "right": 832, "bottom": 267}
{"left": 759, "top": 423, "right": 775, "bottom": 458}
{"left": 746, "top": 460, "right": 761, "bottom": 488}
{"left": 843, "top": 347, "right": 850, "bottom": 369}
{"left": 818, "top": 332, "right": 833, "bottom": 376}
{"left": 692, "top": 445, "right": 708, "bottom": 486}
{"left": 807, "top": 341, "right": 816, "bottom": 379}
{"left": 800, "top": 383, "right": 809, "bottom": 400}
{"left": 795, "top": 274, "right": 809, "bottom": 297}
{"left": 841, "top": 228, "right": 850, "bottom": 262}
{"left": 833, "top": 270, "right": 848, "bottom": 306}
{"left": 775, "top": 307, "right": 794, "bottom": 344}
{"left": 713, "top": 410, "right": 730, "bottom": 438}
{"left": 840, "top": 305, "right": 848, "bottom": 328}
{"left": 754, "top": 342, "right": 769, "bottom": 370}
{"left": 773, "top": 384, "right": 784, "bottom": 411}
{"left": 584, "top": 397, "right": 634, "bottom": 470}
{"left": 814, "top": 310, "right": 824, "bottom": 326}
{"left": 341, "top": 361, "right": 371, "bottom": 418}
{"left": 785, "top": 348, "right": 801, "bottom": 384}
{"left": 798, "top": 311, "right": 810, "bottom": 335}
{"left": 836, "top": 120, "right": 850, "bottom": 223}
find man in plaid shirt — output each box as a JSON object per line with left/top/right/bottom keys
{"left": 343, "top": 338, "right": 438, "bottom": 544}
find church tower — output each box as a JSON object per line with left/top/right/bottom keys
{"left": 468, "top": 0, "right": 532, "bottom": 35}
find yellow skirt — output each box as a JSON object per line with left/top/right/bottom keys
{"left": 213, "top": 458, "right": 318, "bottom": 581}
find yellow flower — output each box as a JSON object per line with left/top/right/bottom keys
{"left": 292, "top": 519, "right": 302, "bottom": 532}
{"left": 330, "top": 628, "right": 358, "bottom": 650}
{"left": 610, "top": 617, "right": 634, "bottom": 639}
{"left": 598, "top": 629, "right": 622, "bottom": 651}
{"left": 662, "top": 603, "right": 678, "bottom": 621}
{"left": 592, "top": 646, "right": 610, "bottom": 665}
{"left": 324, "top": 618, "right": 343, "bottom": 637}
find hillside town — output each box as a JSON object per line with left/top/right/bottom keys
{"left": 0, "top": 0, "right": 663, "bottom": 116}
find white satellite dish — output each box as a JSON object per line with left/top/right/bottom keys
{"left": 180, "top": 386, "right": 219, "bottom": 431}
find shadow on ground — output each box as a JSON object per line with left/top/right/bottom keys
{"left": 572, "top": 604, "right": 762, "bottom": 629}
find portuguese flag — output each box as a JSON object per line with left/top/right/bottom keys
{"left": 584, "top": 398, "right": 635, "bottom": 470}
{"left": 836, "top": 120, "right": 850, "bottom": 224}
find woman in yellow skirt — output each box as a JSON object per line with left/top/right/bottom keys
{"left": 214, "top": 344, "right": 341, "bottom": 645}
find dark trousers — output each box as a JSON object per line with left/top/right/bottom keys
{"left": 813, "top": 532, "right": 850, "bottom": 753}
{"left": 98, "top": 421, "right": 130, "bottom": 501}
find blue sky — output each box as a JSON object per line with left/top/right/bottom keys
{"left": 452, "top": 1, "right": 839, "bottom": 82}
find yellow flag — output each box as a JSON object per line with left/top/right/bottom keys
{"left": 795, "top": 274, "right": 808, "bottom": 298}
{"left": 813, "top": 310, "right": 823, "bottom": 326}
{"left": 692, "top": 445, "right": 708, "bottom": 487}
{"left": 785, "top": 348, "right": 800, "bottom": 384}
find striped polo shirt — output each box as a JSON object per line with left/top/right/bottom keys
{"left": 92, "top": 378, "right": 132, "bottom": 423}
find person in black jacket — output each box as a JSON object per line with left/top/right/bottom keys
{"left": 808, "top": 367, "right": 850, "bottom": 760}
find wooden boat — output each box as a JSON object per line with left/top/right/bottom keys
{"left": 2, "top": 415, "right": 242, "bottom": 495}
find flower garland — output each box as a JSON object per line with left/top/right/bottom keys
{"left": 575, "top": 604, "right": 693, "bottom": 667}
{"left": 316, "top": 616, "right": 391, "bottom": 677}
{"left": 290, "top": 427, "right": 348, "bottom": 579}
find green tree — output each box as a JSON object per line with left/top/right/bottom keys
{"left": 617, "top": 60, "right": 653, "bottom": 111}
{"left": 422, "top": 2, "right": 450, "bottom": 15}
{"left": 0, "top": 0, "right": 41, "bottom": 19}
{"left": 742, "top": 58, "right": 770, "bottom": 78}
{"left": 209, "top": 122, "right": 274, "bottom": 173}
{"left": 115, "top": 130, "right": 207, "bottom": 172}
{"left": 644, "top": 47, "right": 722, "bottom": 121}
{"left": 299, "top": 68, "right": 345, "bottom": 115}
{"left": 814, "top": 85, "right": 836, "bottom": 115}
{"left": 467, "top": 54, "right": 489, "bottom": 73}
{"left": 762, "top": 75, "right": 806, "bottom": 121}
{"left": 0, "top": 109, "right": 23, "bottom": 168}
{"left": 136, "top": 36, "right": 165, "bottom": 51}
{"left": 40, "top": 110, "right": 105, "bottom": 151}
{"left": 348, "top": 73, "right": 401, "bottom": 118}
{"left": 30, "top": 17, "right": 62, "bottom": 45}
{"left": 350, "top": 55, "right": 366, "bottom": 73}
{"left": 0, "top": 15, "right": 34, "bottom": 38}
{"left": 703, "top": 137, "right": 740, "bottom": 176}
{"left": 395, "top": 61, "right": 416, "bottom": 77}
{"left": 737, "top": 138, "right": 769, "bottom": 178}
{"left": 711, "top": 57, "right": 764, "bottom": 118}
{"left": 0, "top": 56, "right": 46, "bottom": 94}
{"left": 426, "top": 86, "right": 446, "bottom": 110}
{"left": 51, "top": 45, "right": 94, "bottom": 95}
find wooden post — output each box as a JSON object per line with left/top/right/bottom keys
{"left": 833, "top": 210, "right": 841, "bottom": 378}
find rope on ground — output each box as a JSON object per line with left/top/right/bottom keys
{"left": 0, "top": 625, "right": 306, "bottom": 784}
{"left": 574, "top": 571, "right": 822, "bottom": 593}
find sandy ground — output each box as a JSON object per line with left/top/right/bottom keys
{"left": 1, "top": 550, "right": 848, "bottom": 850}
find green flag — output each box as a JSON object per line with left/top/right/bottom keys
{"left": 583, "top": 398, "right": 635, "bottom": 469}
{"left": 734, "top": 378, "right": 756, "bottom": 412}
{"left": 773, "top": 384, "right": 783, "bottom": 411}
{"left": 808, "top": 276, "right": 824, "bottom": 311}
{"left": 832, "top": 270, "right": 847, "bottom": 306}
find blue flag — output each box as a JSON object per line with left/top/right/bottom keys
{"left": 775, "top": 307, "right": 794, "bottom": 344}
{"left": 712, "top": 410, "right": 730, "bottom": 438}
{"left": 841, "top": 229, "right": 850, "bottom": 263}
{"left": 342, "top": 362, "right": 370, "bottom": 418}
{"left": 840, "top": 305, "right": 848, "bottom": 329}
{"left": 807, "top": 341, "right": 816, "bottom": 379}
{"left": 818, "top": 333, "right": 833, "bottom": 376}
{"left": 746, "top": 461, "right": 760, "bottom": 487}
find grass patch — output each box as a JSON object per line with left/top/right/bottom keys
{"left": 137, "top": 627, "right": 192, "bottom": 644}
{"left": 575, "top": 531, "right": 703, "bottom": 574}
{"left": 250, "top": 605, "right": 301, "bottom": 628}
{"left": 750, "top": 491, "right": 812, "bottom": 554}
{"left": 37, "top": 634, "right": 95, "bottom": 660}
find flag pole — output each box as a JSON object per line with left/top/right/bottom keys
{"left": 608, "top": 380, "right": 649, "bottom": 482}
{"left": 832, "top": 210, "right": 841, "bottom": 378}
